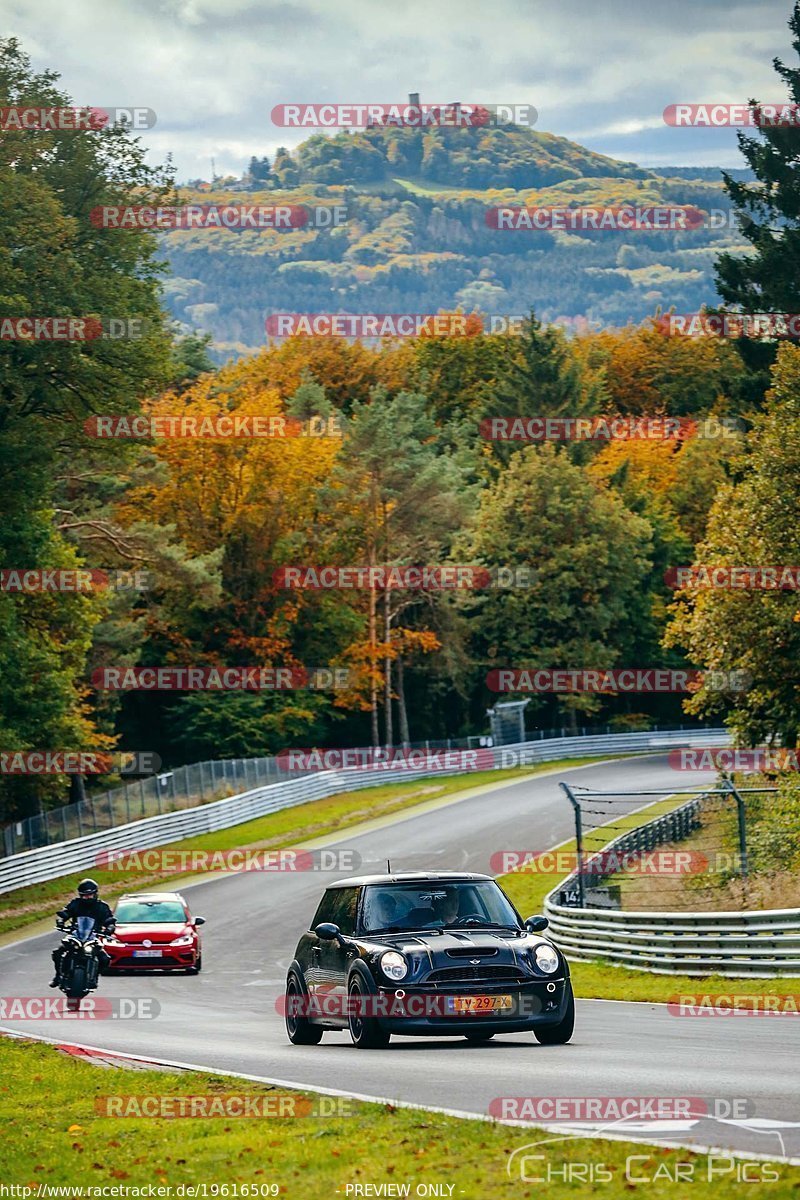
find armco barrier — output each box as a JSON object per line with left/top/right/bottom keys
{"left": 0, "top": 728, "right": 727, "bottom": 896}
{"left": 544, "top": 790, "right": 800, "bottom": 978}
{"left": 544, "top": 900, "right": 800, "bottom": 977}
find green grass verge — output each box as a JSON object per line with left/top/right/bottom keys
{"left": 0, "top": 759, "right": 603, "bottom": 940}
{"left": 568, "top": 960, "right": 800, "bottom": 1003}
{"left": 500, "top": 793, "right": 800, "bottom": 1004}
{"left": 1, "top": 1037, "right": 796, "bottom": 1196}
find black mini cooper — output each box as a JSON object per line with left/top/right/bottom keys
{"left": 285, "top": 871, "right": 574, "bottom": 1049}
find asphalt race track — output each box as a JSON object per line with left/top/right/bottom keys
{"left": 2, "top": 754, "right": 799, "bottom": 1161}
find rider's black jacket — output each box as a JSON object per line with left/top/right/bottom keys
{"left": 57, "top": 897, "right": 116, "bottom": 931}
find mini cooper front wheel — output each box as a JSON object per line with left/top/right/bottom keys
{"left": 533, "top": 986, "right": 575, "bottom": 1045}
{"left": 285, "top": 973, "right": 323, "bottom": 1045}
{"left": 348, "top": 974, "right": 390, "bottom": 1049}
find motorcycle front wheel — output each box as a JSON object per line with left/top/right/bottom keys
{"left": 64, "top": 963, "right": 89, "bottom": 999}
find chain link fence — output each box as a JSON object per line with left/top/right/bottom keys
{"left": 1, "top": 721, "right": 721, "bottom": 858}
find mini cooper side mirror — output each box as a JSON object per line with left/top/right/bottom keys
{"left": 525, "top": 915, "right": 549, "bottom": 932}
{"left": 194, "top": 916, "right": 206, "bottom": 926}
{"left": 315, "top": 922, "right": 341, "bottom": 941}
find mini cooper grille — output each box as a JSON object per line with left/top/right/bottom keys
{"left": 426, "top": 965, "right": 527, "bottom": 985}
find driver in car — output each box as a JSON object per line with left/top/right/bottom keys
{"left": 49, "top": 878, "right": 115, "bottom": 987}
{"left": 428, "top": 888, "right": 461, "bottom": 927}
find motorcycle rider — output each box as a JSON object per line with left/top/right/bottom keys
{"left": 50, "top": 878, "right": 115, "bottom": 987}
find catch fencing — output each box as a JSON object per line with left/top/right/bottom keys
{"left": 2, "top": 722, "right": 722, "bottom": 859}
{"left": 0, "top": 727, "right": 726, "bottom": 894}
{"left": 544, "top": 782, "right": 800, "bottom": 977}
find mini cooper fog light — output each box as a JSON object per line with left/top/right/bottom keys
{"left": 380, "top": 951, "right": 408, "bottom": 981}
{"left": 534, "top": 943, "right": 559, "bottom": 974}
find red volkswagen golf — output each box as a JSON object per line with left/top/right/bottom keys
{"left": 105, "top": 892, "right": 205, "bottom": 973}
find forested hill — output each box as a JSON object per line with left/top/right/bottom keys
{"left": 160, "top": 122, "right": 749, "bottom": 359}
{"left": 266, "top": 122, "right": 650, "bottom": 189}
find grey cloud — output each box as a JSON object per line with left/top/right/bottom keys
{"left": 1, "top": 0, "right": 796, "bottom": 178}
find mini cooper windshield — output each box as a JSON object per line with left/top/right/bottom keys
{"left": 360, "top": 881, "right": 521, "bottom": 934}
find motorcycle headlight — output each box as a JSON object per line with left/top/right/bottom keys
{"left": 171, "top": 933, "right": 195, "bottom": 946}
{"left": 380, "top": 951, "right": 408, "bottom": 981}
{"left": 533, "top": 943, "right": 560, "bottom": 974}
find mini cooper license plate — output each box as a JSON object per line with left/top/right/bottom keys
{"left": 132, "top": 949, "right": 163, "bottom": 958}
{"left": 447, "top": 994, "right": 513, "bottom": 1014}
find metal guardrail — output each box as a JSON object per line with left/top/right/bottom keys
{"left": 0, "top": 727, "right": 727, "bottom": 895}
{"left": 1, "top": 721, "right": 725, "bottom": 857}
{"left": 544, "top": 792, "right": 800, "bottom": 978}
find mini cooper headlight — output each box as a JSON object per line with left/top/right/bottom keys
{"left": 380, "top": 951, "right": 408, "bottom": 981}
{"left": 533, "top": 943, "right": 559, "bottom": 974}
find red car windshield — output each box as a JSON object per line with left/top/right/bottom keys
{"left": 115, "top": 900, "right": 187, "bottom": 923}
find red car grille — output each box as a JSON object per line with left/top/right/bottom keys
{"left": 113, "top": 952, "right": 193, "bottom": 966}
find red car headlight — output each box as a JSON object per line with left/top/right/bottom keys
{"left": 170, "top": 932, "right": 195, "bottom": 946}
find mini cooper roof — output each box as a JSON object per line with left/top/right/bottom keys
{"left": 325, "top": 872, "right": 493, "bottom": 888}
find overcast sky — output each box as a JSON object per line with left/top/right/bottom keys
{"left": 2, "top": 0, "right": 796, "bottom": 180}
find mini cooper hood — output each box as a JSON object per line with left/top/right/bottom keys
{"left": 363, "top": 929, "right": 543, "bottom": 961}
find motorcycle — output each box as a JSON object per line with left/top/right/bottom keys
{"left": 54, "top": 914, "right": 110, "bottom": 1003}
